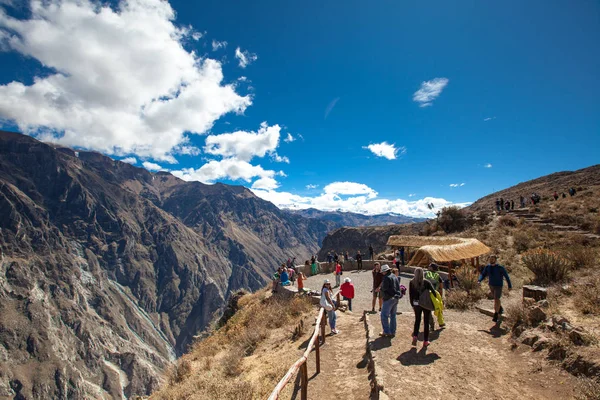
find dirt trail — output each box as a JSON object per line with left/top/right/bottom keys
{"left": 366, "top": 311, "right": 578, "bottom": 400}
{"left": 289, "top": 312, "right": 372, "bottom": 400}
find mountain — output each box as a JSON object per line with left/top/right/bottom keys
{"left": 0, "top": 131, "right": 334, "bottom": 399}
{"left": 287, "top": 208, "right": 425, "bottom": 227}
{"left": 468, "top": 164, "right": 600, "bottom": 213}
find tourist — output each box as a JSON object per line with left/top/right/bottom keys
{"left": 505, "top": 200, "right": 510, "bottom": 211}
{"left": 335, "top": 261, "right": 343, "bottom": 287}
{"left": 288, "top": 266, "right": 295, "bottom": 286}
{"left": 311, "top": 255, "right": 318, "bottom": 276}
{"left": 327, "top": 251, "right": 333, "bottom": 265}
{"left": 340, "top": 278, "right": 355, "bottom": 312}
{"left": 372, "top": 262, "right": 384, "bottom": 313}
{"left": 520, "top": 195, "right": 525, "bottom": 208}
{"left": 511, "top": 200, "right": 514, "bottom": 210}
{"left": 369, "top": 244, "right": 374, "bottom": 261}
{"left": 562, "top": 192, "right": 566, "bottom": 199}
{"left": 272, "top": 267, "right": 282, "bottom": 292}
{"left": 495, "top": 198, "right": 501, "bottom": 211}
{"left": 297, "top": 271, "right": 306, "bottom": 293}
{"left": 320, "top": 280, "right": 339, "bottom": 334}
{"left": 478, "top": 255, "right": 512, "bottom": 323}
{"left": 380, "top": 264, "right": 401, "bottom": 337}
{"left": 280, "top": 265, "right": 291, "bottom": 286}
{"left": 344, "top": 251, "right": 349, "bottom": 263}
{"left": 500, "top": 197, "right": 504, "bottom": 210}
{"left": 410, "top": 267, "right": 436, "bottom": 347}
{"left": 425, "top": 263, "right": 445, "bottom": 330}
{"left": 395, "top": 250, "right": 401, "bottom": 269}
{"left": 554, "top": 191, "right": 559, "bottom": 201}
{"left": 356, "top": 250, "right": 363, "bottom": 270}
{"left": 400, "top": 246, "right": 405, "bottom": 267}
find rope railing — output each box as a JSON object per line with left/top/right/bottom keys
{"left": 268, "top": 291, "right": 340, "bottom": 400}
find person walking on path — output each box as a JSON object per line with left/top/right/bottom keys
{"left": 371, "top": 262, "right": 384, "bottom": 313}
{"left": 334, "top": 261, "right": 343, "bottom": 287}
{"left": 340, "top": 278, "right": 355, "bottom": 312}
{"left": 369, "top": 244, "right": 374, "bottom": 261}
{"left": 478, "top": 255, "right": 512, "bottom": 323}
{"left": 356, "top": 251, "right": 363, "bottom": 270}
{"left": 380, "top": 265, "right": 401, "bottom": 337}
{"left": 410, "top": 267, "right": 436, "bottom": 348}
{"left": 320, "top": 280, "right": 339, "bottom": 334}
{"left": 425, "top": 264, "right": 445, "bottom": 331}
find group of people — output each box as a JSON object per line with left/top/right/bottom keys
{"left": 320, "top": 255, "right": 513, "bottom": 348}
{"left": 496, "top": 187, "right": 579, "bottom": 211}
{"left": 325, "top": 245, "right": 375, "bottom": 271}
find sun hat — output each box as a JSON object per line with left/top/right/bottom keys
{"left": 344, "top": 278, "right": 351, "bottom": 283}
{"left": 429, "top": 263, "right": 439, "bottom": 271}
{"left": 381, "top": 264, "right": 391, "bottom": 273}
{"left": 323, "top": 279, "right": 331, "bottom": 284}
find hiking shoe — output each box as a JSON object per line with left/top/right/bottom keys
{"left": 332, "top": 329, "right": 340, "bottom": 335}
{"left": 492, "top": 313, "right": 498, "bottom": 322}
{"left": 423, "top": 341, "right": 431, "bottom": 347}
{"left": 411, "top": 336, "right": 418, "bottom": 346}
{"left": 499, "top": 306, "right": 505, "bottom": 315}
{"left": 379, "top": 332, "right": 389, "bottom": 337}
{"left": 439, "top": 323, "right": 446, "bottom": 329}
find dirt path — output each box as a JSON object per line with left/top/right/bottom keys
{"left": 289, "top": 312, "right": 372, "bottom": 400}
{"left": 366, "top": 311, "right": 578, "bottom": 400}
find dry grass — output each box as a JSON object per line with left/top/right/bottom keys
{"left": 564, "top": 246, "right": 598, "bottom": 270}
{"left": 574, "top": 276, "right": 600, "bottom": 315}
{"left": 504, "top": 301, "right": 529, "bottom": 329}
{"left": 151, "top": 289, "right": 315, "bottom": 400}
{"left": 498, "top": 214, "right": 518, "bottom": 227}
{"left": 576, "top": 378, "right": 600, "bottom": 400}
{"left": 446, "top": 266, "right": 486, "bottom": 310}
{"left": 522, "top": 248, "right": 571, "bottom": 285}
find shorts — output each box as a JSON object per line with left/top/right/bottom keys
{"left": 489, "top": 285, "right": 503, "bottom": 300}
{"left": 372, "top": 290, "right": 381, "bottom": 299}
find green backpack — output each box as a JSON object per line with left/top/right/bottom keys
{"left": 425, "top": 271, "right": 440, "bottom": 290}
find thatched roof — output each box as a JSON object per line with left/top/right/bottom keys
{"left": 386, "top": 235, "right": 491, "bottom": 266}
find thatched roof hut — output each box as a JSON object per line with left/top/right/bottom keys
{"left": 386, "top": 235, "right": 491, "bottom": 267}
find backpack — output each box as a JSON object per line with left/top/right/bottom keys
{"left": 425, "top": 271, "right": 440, "bottom": 290}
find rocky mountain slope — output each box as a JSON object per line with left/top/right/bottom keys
{"left": 287, "top": 208, "right": 425, "bottom": 227}
{"left": 0, "top": 131, "right": 334, "bottom": 399}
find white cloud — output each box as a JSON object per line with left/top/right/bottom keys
{"left": 251, "top": 183, "right": 470, "bottom": 218}
{"left": 408, "top": 193, "right": 416, "bottom": 197}
{"left": 191, "top": 31, "right": 204, "bottom": 41}
{"left": 203, "top": 122, "right": 282, "bottom": 162}
{"left": 363, "top": 142, "right": 406, "bottom": 160}
{"left": 172, "top": 159, "right": 277, "bottom": 184}
{"left": 323, "top": 182, "right": 377, "bottom": 199}
{"left": 283, "top": 133, "right": 295, "bottom": 143}
{"left": 235, "top": 47, "right": 257, "bottom": 68}
{"left": 251, "top": 177, "right": 280, "bottom": 190}
{"left": 143, "top": 161, "right": 164, "bottom": 171}
{"left": 0, "top": 0, "right": 251, "bottom": 163}
{"left": 413, "top": 78, "right": 449, "bottom": 107}
{"left": 306, "top": 184, "right": 319, "bottom": 190}
{"left": 484, "top": 117, "right": 496, "bottom": 121}
{"left": 324, "top": 97, "right": 340, "bottom": 119}
{"left": 484, "top": 163, "right": 492, "bottom": 168}
{"left": 271, "top": 153, "right": 290, "bottom": 163}
{"left": 211, "top": 40, "right": 228, "bottom": 51}
{"left": 121, "top": 157, "right": 137, "bottom": 164}
{"left": 449, "top": 183, "right": 465, "bottom": 188}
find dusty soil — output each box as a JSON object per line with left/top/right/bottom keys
{"left": 366, "top": 311, "right": 579, "bottom": 400}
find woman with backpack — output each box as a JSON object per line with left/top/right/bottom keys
{"left": 409, "top": 267, "right": 437, "bottom": 348}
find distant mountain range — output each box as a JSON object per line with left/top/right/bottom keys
{"left": 287, "top": 208, "right": 426, "bottom": 228}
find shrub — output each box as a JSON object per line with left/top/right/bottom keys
{"left": 222, "top": 346, "right": 244, "bottom": 376}
{"left": 574, "top": 276, "right": 600, "bottom": 315}
{"left": 445, "top": 289, "right": 471, "bottom": 310}
{"left": 168, "top": 358, "right": 193, "bottom": 384}
{"left": 565, "top": 246, "right": 597, "bottom": 270}
{"left": 504, "top": 302, "right": 528, "bottom": 329}
{"left": 438, "top": 206, "right": 468, "bottom": 233}
{"left": 454, "top": 265, "right": 479, "bottom": 293}
{"left": 522, "top": 249, "right": 571, "bottom": 285}
{"left": 498, "top": 215, "right": 518, "bottom": 227}
{"left": 513, "top": 230, "right": 532, "bottom": 253}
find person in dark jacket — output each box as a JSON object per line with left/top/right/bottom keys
{"left": 369, "top": 244, "right": 374, "bottom": 261}
{"left": 478, "top": 255, "right": 512, "bottom": 322}
{"left": 380, "top": 264, "right": 401, "bottom": 337}
{"left": 410, "top": 267, "right": 436, "bottom": 347}
{"left": 356, "top": 251, "right": 363, "bottom": 270}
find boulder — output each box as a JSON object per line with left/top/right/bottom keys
{"left": 528, "top": 306, "right": 548, "bottom": 325}
{"left": 523, "top": 297, "right": 536, "bottom": 308}
{"left": 532, "top": 337, "right": 550, "bottom": 352}
{"left": 522, "top": 285, "right": 547, "bottom": 301}
{"left": 569, "top": 329, "right": 594, "bottom": 346}
{"left": 520, "top": 331, "right": 540, "bottom": 346}
{"left": 537, "top": 299, "right": 549, "bottom": 308}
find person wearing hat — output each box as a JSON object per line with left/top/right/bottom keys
{"left": 320, "top": 279, "right": 339, "bottom": 334}
{"left": 340, "top": 278, "right": 355, "bottom": 312}
{"left": 380, "top": 264, "right": 402, "bottom": 337}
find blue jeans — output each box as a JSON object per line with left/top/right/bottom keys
{"left": 343, "top": 296, "right": 352, "bottom": 311}
{"left": 381, "top": 297, "right": 399, "bottom": 335}
{"left": 327, "top": 309, "right": 336, "bottom": 330}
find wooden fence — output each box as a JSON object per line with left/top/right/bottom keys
{"left": 268, "top": 292, "right": 340, "bottom": 400}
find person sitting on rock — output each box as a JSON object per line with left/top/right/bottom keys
{"left": 340, "top": 278, "right": 355, "bottom": 312}
{"left": 478, "top": 255, "right": 512, "bottom": 323}
{"left": 280, "top": 266, "right": 291, "bottom": 286}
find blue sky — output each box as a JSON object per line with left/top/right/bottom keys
{"left": 0, "top": 0, "right": 598, "bottom": 216}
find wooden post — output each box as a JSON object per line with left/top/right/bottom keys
{"left": 315, "top": 332, "right": 321, "bottom": 374}
{"left": 448, "top": 262, "right": 454, "bottom": 288}
{"left": 336, "top": 292, "right": 341, "bottom": 308}
{"left": 321, "top": 313, "right": 326, "bottom": 344}
{"left": 300, "top": 361, "right": 308, "bottom": 400}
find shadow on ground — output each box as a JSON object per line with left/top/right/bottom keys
{"left": 397, "top": 347, "right": 441, "bottom": 366}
